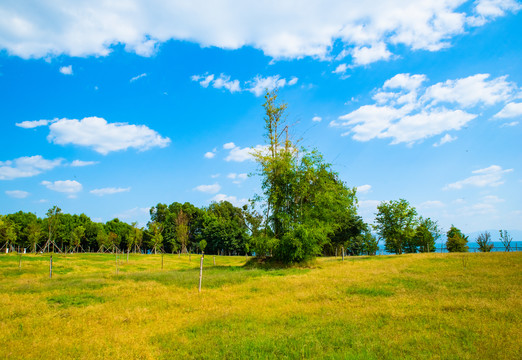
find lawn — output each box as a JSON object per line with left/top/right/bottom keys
{"left": 0, "top": 252, "right": 520, "bottom": 359}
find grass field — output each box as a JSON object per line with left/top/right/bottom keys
{"left": 1, "top": 252, "right": 520, "bottom": 359}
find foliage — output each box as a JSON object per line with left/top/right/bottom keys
{"left": 446, "top": 225, "right": 469, "bottom": 252}
{"left": 499, "top": 230, "right": 513, "bottom": 252}
{"left": 252, "top": 90, "right": 358, "bottom": 263}
{"left": 374, "top": 199, "right": 417, "bottom": 254}
{"left": 476, "top": 231, "right": 494, "bottom": 252}
{"left": 412, "top": 217, "right": 441, "bottom": 253}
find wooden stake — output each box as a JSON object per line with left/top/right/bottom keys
{"left": 342, "top": 246, "right": 345, "bottom": 261}
{"left": 19, "top": 253, "right": 22, "bottom": 270}
{"left": 49, "top": 255, "right": 53, "bottom": 279}
{"left": 161, "top": 252, "right": 164, "bottom": 270}
{"left": 198, "top": 256, "right": 203, "bottom": 293}
{"left": 213, "top": 256, "right": 216, "bottom": 266}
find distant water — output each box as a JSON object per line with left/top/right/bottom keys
{"left": 375, "top": 241, "right": 522, "bottom": 255}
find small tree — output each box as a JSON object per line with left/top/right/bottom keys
{"left": 199, "top": 240, "right": 207, "bottom": 255}
{"left": 476, "top": 231, "right": 493, "bottom": 252}
{"left": 446, "top": 225, "right": 468, "bottom": 252}
{"left": 71, "top": 225, "right": 85, "bottom": 252}
{"left": 26, "top": 220, "right": 42, "bottom": 253}
{"left": 374, "top": 199, "right": 418, "bottom": 255}
{"left": 499, "top": 230, "right": 512, "bottom": 252}
{"left": 175, "top": 209, "right": 189, "bottom": 253}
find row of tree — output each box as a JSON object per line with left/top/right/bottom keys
{"left": 0, "top": 91, "right": 514, "bottom": 262}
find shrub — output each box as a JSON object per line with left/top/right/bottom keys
{"left": 476, "top": 232, "right": 493, "bottom": 252}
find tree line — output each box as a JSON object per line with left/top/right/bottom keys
{"left": 0, "top": 91, "right": 514, "bottom": 262}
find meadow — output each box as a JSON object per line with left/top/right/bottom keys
{"left": 1, "top": 252, "right": 520, "bottom": 359}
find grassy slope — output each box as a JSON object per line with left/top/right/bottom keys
{"left": 0, "top": 252, "right": 520, "bottom": 359}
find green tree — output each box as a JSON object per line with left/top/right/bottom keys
{"left": 26, "top": 220, "right": 43, "bottom": 253}
{"left": 476, "top": 231, "right": 493, "bottom": 252}
{"left": 412, "top": 217, "right": 441, "bottom": 253}
{"left": 199, "top": 240, "right": 207, "bottom": 254}
{"left": 43, "top": 206, "right": 62, "bottom": 253}
{"left": 71, "top": 225, "right": 85, "bottom": 252}
{"left": 0, "top": 215, "right": 17, "bottom": 252}
{"left": 374, "top": 199, "right": 417, "bottom": 255}
{"left": 252, "top": 90, "right": 358, "bottom": 263}
{"left": 446, "top": 225, "right": 468, "bottom": 252}
{"left": 149, "top": 222, "right": 163, "bottom": 254}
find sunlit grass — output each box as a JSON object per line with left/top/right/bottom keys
{"left": 1, "top": 252, "right": 520, "bottom": 359}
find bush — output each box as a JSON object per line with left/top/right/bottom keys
{"left": 446, "top": 225, "right": 468, "bottom": 252}
{"left": 476, "top": 232, "right": 493, "bottom": 252}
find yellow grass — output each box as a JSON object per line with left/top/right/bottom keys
{"left": 1, "top": 252, "right": 520, "bottom": 359}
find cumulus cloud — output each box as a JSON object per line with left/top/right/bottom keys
{"left": 42, "top": 116, "right": 170, "bottom": 154}
{"left": 192, "top": 73, "right": 298, "bottom": 96}
{"left": 494, "top": 102, "right": 522, "bottom": 118}
{"left": 210, "top": 194, "right": 248, "bottom": 207}
{"left": 59, "top": 65, "right": 73, "bottom": 75}
{"left": 70, "top": 160, "right": 98, "bottom": 167}
{"left": 0, "top": 155, "right": 63, "bottom": 180}
{"left": 130, "top": 73, "right": 147, "bottom": 82}
{"left": 444, "top": 165, "right": 513, "bottom": 190}
{"left": 90, "top": 187, "right": 131, "bottom": 196}
{"left": 228, "top": 173, "right": 248, "bottom": 184}
{"left": 204, "top": 151, "right": 216, "bottom": 159}
{"left": 312, "top": 116, "right": 322, "bottom": 122}
{"left": 5, "top": 190, "right": 30, "bottom": 199}
{"left": 2, "top": 1, "right": 515, "bottom": 66}
{"left": 332, "top": 73, "right": 519, "bottom": 145}
{"left": 41, "top": 180, "right": 82, "bottom": 198}
{"left": 194, "top": 183, "right": 221, "bottom": 194}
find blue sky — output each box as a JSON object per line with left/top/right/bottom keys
{"left": 1, "top": 0, "right": 521, "bottom": 234}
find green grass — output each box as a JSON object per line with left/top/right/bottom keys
{"left": 0, "top": 252, "right": 520, "bottom": 359}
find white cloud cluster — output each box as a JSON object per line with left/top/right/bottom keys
{"left": 0, "top": 155, "right": 63, "bottom": 180}
{"left": 494, "top": 102, "right": 522, "bottom": 119}
{"left": 357, "top": 184, "right": 372, "bottom": 194}
{"left": 433, "top": 134, "right": 457, "bottom": 147}
{"left": 332, "top": 73, "right": 520, "bottom": 145}
{"left": 194, "top": 183, "right": 221, "bottom": 194}
{"left": 192, "top": 73, "right": 297, "bottom": 96}
{"left": 1, "top": 1, "right": 517, "bottom": 65}
{"left": 90, "top": 187, "right": 131, "bottom": 196}
{"left": 41, "top": 180, "right": 82, "bottom": 198}
{"left": 228, "top": 173, "right": 248, "bottom": 184}
{"left": 444, "top": 165, "right": 513, "bottom": 190}
{"left": 45, "top": 117, "right": 170, "bottom": 154}
{"left": 5, "top": 190, "right": 30, "bottom": 199}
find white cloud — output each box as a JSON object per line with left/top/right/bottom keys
{"left": 130, "top": 73, "right": 147, "bottom": 82}
{"left": 481, "top": 195, "right": 504, "bottom": 203}
{"left": 90, "top": 187, "right": 131, "bottom": 196}
{"left": 41, "top": 180, "right": 82, "bottom": 198}
{"left": 59, "top": 65, "right": 73, "bottom": 75}
{"left": 210, "top": 194, "right": 248, "bottom": 207}
{"left": 204, "top": 151, "right": 216, "bottom": 159}
{"left": 433, "top": 134, "right": 457, "bottom": 147}
{"left": 2, "top": 1, "right": 511, "bottom": 66}
{"left": 211, "top": 173, "right": 220, "bottom": 178}
{"left": 5, "top": 190, "right": 30, "bottom": 199}
{"left": 352, "top": 43, "right": 392, "bottom": 66}
{"left": 45, "top": 116, "right": 170, "bottom": 155}
{"left": 494, "top": 102, "right": 522, "bottom": 118}
{"left": 312, "top": 116, "right": 322, "bottom": 122}
{"left": 15, "top": 119, "right": 51, "bottom": 128}
{"left": 192, "top": 73, "right": 298, "bottom": 96}
{"left": 500, "top": 121, "right": 519, "bottom": 128}
{"left": 444, "top": 165, "right": 513, "bottom": 190}
{"left": 333, "top": 63, "right": 347, "bottom": 75}
{"left": 212, "top": 74, "right": 241, "bottom": 93}
{"left": 333, "top": 73, "right": 519, "bottom": 145}
{"left": 225, "top": 144, "right": 267, "bottom": 162}
{"left": 228, "top": 173, "right": 248, "bottom": 184}
{"left": 70, "top": 160, "right": 98, "bottom": 167}
{"left": 194, "top": 183, "right": 221, "bottom": 194}
{"left": 357, "top": 184, "right": 371, "bottom": 194}
{"left": 422, "top": 74, "right": 516, "bottom": 108}
{"left": 223, "top": 142, "right": 236, "bottom": 150}
{"left": 0, "top": 155, "right": 63, "bottom": 180}
{"left": 419, "top": 200, "right": 444, "bottom": 208}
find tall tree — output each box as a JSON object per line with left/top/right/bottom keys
{"left": 43, "top": 206, "right": 62, "bottom": 253}
{"left": 252, "top": 90, "right": 358, "bottom": 263}
{"left": 374, "top": 199, "right": 418, "bottom": 255}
